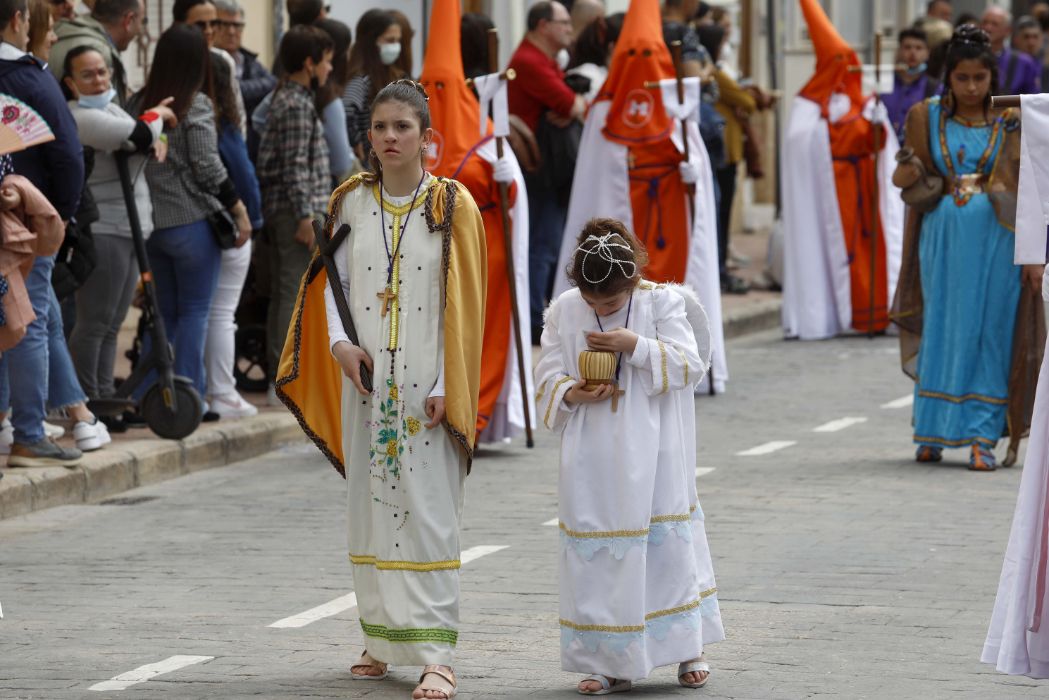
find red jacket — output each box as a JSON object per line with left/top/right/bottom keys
{"left": 507, "top": 38, "right": 576, "bottom": 133}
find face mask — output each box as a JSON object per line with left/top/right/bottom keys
{"left": 379, "top": 42, "right": 401, "bottom": 66}
{"left": 906, "top": 62, "right": 928, "bottom": 76}
{"left": 78, "top": 87, "right": 116, "bottom": 110}
{"left": 556, "top": 48, "right": 570, "bottom": 70}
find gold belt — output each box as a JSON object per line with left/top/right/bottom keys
{"left": 953, "top": 173, "right": 986, "bottom": 195}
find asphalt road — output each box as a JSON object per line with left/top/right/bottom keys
{"left": 1, "top": 330, "right": 1046, "bottom": 699}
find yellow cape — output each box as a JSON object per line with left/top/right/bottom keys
{"left": 275, "top": 172, "right": 487, "bottom": 476}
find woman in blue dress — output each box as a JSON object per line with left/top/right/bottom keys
{"left": 893, "top": 24, "right": 1044, "bottom": 471}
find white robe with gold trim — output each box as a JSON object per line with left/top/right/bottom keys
{"left": 535, "top": 282, "right": 725, "bottom": 680}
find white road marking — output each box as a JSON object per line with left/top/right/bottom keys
{"left": 813, "top": 417, "right": 868, "bottom": 433}
{"left": 695, "top": 467, "right": 716, "bottom": 477}
{"left": 269, "top": 545, "right": 509, "bottom": 629}
{"left": 542, "top": 518, "right": 559, "bottom": 526}
{"left": 89, "top": 655, "right": 213, "bottom": 692}
{"left": 269, "top": 593, "right": 359, "bottom": 629}
{"left": 461, "top": 544, "right": 509, "bottom": 564}
{"left": 882, "top": 394, "right": 914, "bottom": 409}
{"left": 736, "top": 441, "right": 796, "bottom": 456}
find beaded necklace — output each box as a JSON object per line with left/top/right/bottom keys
{"left": 937, "top": 105, "right": 1003, "bottom": 207}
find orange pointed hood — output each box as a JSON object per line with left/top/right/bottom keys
{"left": 418, "top": 0, "right": 486, "bottom": 176}
{"left": 600, "top": 0, "right": 674, "bottom": 146}
{"left": 797, "top": 0, "right": 863, "bottom": 112}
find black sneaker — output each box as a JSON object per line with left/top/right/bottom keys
{"left": 8, "top": 438, "right": 82, "bottom": 468}
{"left": 122, "top": 410, "right": 148, "bottom": 429}
{"left": 99, "top": 413, "right": 128, "bottom": 434}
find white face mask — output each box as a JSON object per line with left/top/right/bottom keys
{"left": 78, "top": 87, "right": 116, "bottom": 110}
{"left": 379, "top": 42, "right": 401, "bottom": 66}
{"left": 556, "top": 47, "right": 570, "bottom": 70}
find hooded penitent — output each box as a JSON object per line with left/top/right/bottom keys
{"left": 419, "top": 0, "right": 533, "bottom": 442}
{"left": 781, "top": 0, "right": 903, "bottom": 339}
{"left": 553, "top": 0, "right": 727, "bottom": 393}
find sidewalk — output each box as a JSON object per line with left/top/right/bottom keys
{"left": 0, "top": 236, "right": 782, "bottom": 521}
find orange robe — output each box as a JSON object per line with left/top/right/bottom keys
{"left": 828, "top": 117, "right": 890, "bottom": 332}
{"left": 627, "top": 138, "right": 690, "bottom": 283}
{"left": 454, "top": 148, "right": 518, "bottom": 437}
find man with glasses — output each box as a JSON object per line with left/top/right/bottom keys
{"left": 213, "top": 0, "right": 274, "bottom": 158}
{"left": 49, "top": 0, "right": 144, "bottom": 106}
{"left": 508, "top": 0, "right": 585, "bottom": 342}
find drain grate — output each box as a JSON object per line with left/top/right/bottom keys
{"left": 98, "top": 496, "right": 158, "bottom": 506}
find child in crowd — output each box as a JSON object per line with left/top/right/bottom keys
{"left": 534, "top": 218, "right": 724, "bottom": 695}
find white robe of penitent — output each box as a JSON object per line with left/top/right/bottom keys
{"left": 473, "top": 137, "right": 535, "bottom": 444}
{"left": 552, "top": 101, "right": 728, "bottom": 394}
{"left": 780, "top": 95, "right": 904, "bottom": 340}
{"left": 324, "top": 174, "right": 466, "bottom": 666}
{"left": 982, "top": 93, "right": 1049, "bottom": 679}
{"left": 535, "top": 281, "right": 725, "bottom": 680}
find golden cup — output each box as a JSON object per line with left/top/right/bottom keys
{"left": 579, "top": 350, "right": 617, "bottom": 389}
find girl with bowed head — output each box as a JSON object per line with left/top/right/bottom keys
{"left": 534, "top": 218, "right": 725, "bottom": 694}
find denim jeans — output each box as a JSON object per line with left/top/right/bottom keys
{"left": 46, "top": 284, "right": 88, "bottom": 410}
{"left": 140, "top": 219, "right": 221, "bottom": 398}
{"left": 4, "top": 255, "right": 56, "bottom": 443}
{"left": 525, "top": 174, "right": 568, "bottom": 331}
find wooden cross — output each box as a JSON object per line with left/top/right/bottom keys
{"left": 610, "top": 383, "right": 625, "bottom": 413}
{"left": 376, "top": 286, "right": 397, "bottom": 318}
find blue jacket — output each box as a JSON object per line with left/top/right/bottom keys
{"left": 0, "top": 53, "right": 83, "bottom": 220}
{"left": 217, "top": 120, "right": 263, "bottom": 230}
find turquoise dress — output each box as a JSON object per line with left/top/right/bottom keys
{"left": 913, "top": 98, "right": 1021, "bottom": 449}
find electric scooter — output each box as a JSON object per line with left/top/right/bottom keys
{"left": 87, "top": 152, "right": 202, "bottom": 439}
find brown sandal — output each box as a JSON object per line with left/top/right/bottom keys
{"left": 413, "top": 664, "right": 457, "bottom": 698}
{"left": 350, "top": 650, "right": 388, "bottom": 680}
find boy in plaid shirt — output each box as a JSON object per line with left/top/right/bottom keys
{"left": 257, "top": 24, "right": 333, "bottom": 384}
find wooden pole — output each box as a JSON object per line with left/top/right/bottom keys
{"left": 669, "top": 41, "right": 714, "bottom": 395}
{"left": 991, "top": 95, "right": 1022, "bottom": 108}
{"left": 487, "top": 28, "right": 534, "bottom": 448}
{"left": 868, "top": 32, "right": 882, "bottom": 340}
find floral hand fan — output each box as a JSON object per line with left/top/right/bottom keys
{"left": 0, "top": 94, "right": 54, "bottom": 155}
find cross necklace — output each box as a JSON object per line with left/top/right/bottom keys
{"left": 593, "top": 291, "right": 633, "bottom": 413}
{"left": 377, "top": 171, "right": 427, "bottom": 320}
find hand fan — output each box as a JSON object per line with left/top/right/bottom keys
{"left": 0, "top": 94, "right": 54, "bottom": 155}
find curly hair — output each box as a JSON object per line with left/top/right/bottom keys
{"left": 567, "top": 218, "right": 648, "bottom": 296}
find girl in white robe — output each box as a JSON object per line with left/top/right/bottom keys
{"left": 535, "top": 218, "right": 725, "bottom": 695}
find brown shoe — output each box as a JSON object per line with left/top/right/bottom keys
{"left": 8, "top": 438, "right": 82, "bottom": 468}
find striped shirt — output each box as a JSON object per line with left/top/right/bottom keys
{"left": 342, "top": 74, "right": 371, "bottom": 151}
{"left": 143, "top": 92, "right": 238, "bottom": 230}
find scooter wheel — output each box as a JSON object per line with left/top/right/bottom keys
{"left": 141, "top": 379, "right": 203, "bottom": 440}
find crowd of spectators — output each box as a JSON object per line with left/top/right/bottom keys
{"left": 0, "top": 0, "right": 388, "bottom": 468}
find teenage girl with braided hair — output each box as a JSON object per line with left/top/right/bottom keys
{"left": 893, "top": 24, "right": 1044, "bottom": 471}
{"left": 535, "top": 218, "right": 725, "bottom": 695}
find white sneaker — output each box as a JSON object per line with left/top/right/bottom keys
{"left": 73, "top": 419, "right": 106, "bottom": 452}
{"left": 43, "top": 421, "right": 65, "bottom": 439}
{"left": 209, "top": 393, "right": 259, "bottom": 419}
{"left": 0, "top": 417, "right": 12, "bottom": 456}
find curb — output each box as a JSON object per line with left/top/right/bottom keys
{"left": 0, "top": 411, "right": 302, "bottom": 521}
{"left": 0, "top": 298, "right": 783, "bottom": 522}
{"left": 724, "top": 297, "right": 782, "bottom": 340}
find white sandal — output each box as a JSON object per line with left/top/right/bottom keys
{"left": 350, "top": 650, "right": 388, "bottom": 680}
{"left": 413, "top": 664, "right": 457, "bottom": 698}
{"left": 577, "top": 674, "right": 632, "bottom": 695}
{"left": 678, "top": 658, "right": 711, "bottom": 688}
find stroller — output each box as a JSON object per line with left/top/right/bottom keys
{"left": 87, "top": 153, "right": 203, "bottom": 440}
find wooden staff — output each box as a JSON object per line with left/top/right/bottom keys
{"left": 668, "top": 41, "right": 715, "bottom": 395}
{"left": 669, "top": 41, "right": 696, "bottom": 226}
{"left": 991, "top": 95, "right": 1022, "bottom": 108}
{"left": 487, "top": 28, "right": 534, "bottom": 448}
{"left": 868, "top": 32, "right": 882, "bottom": 340}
